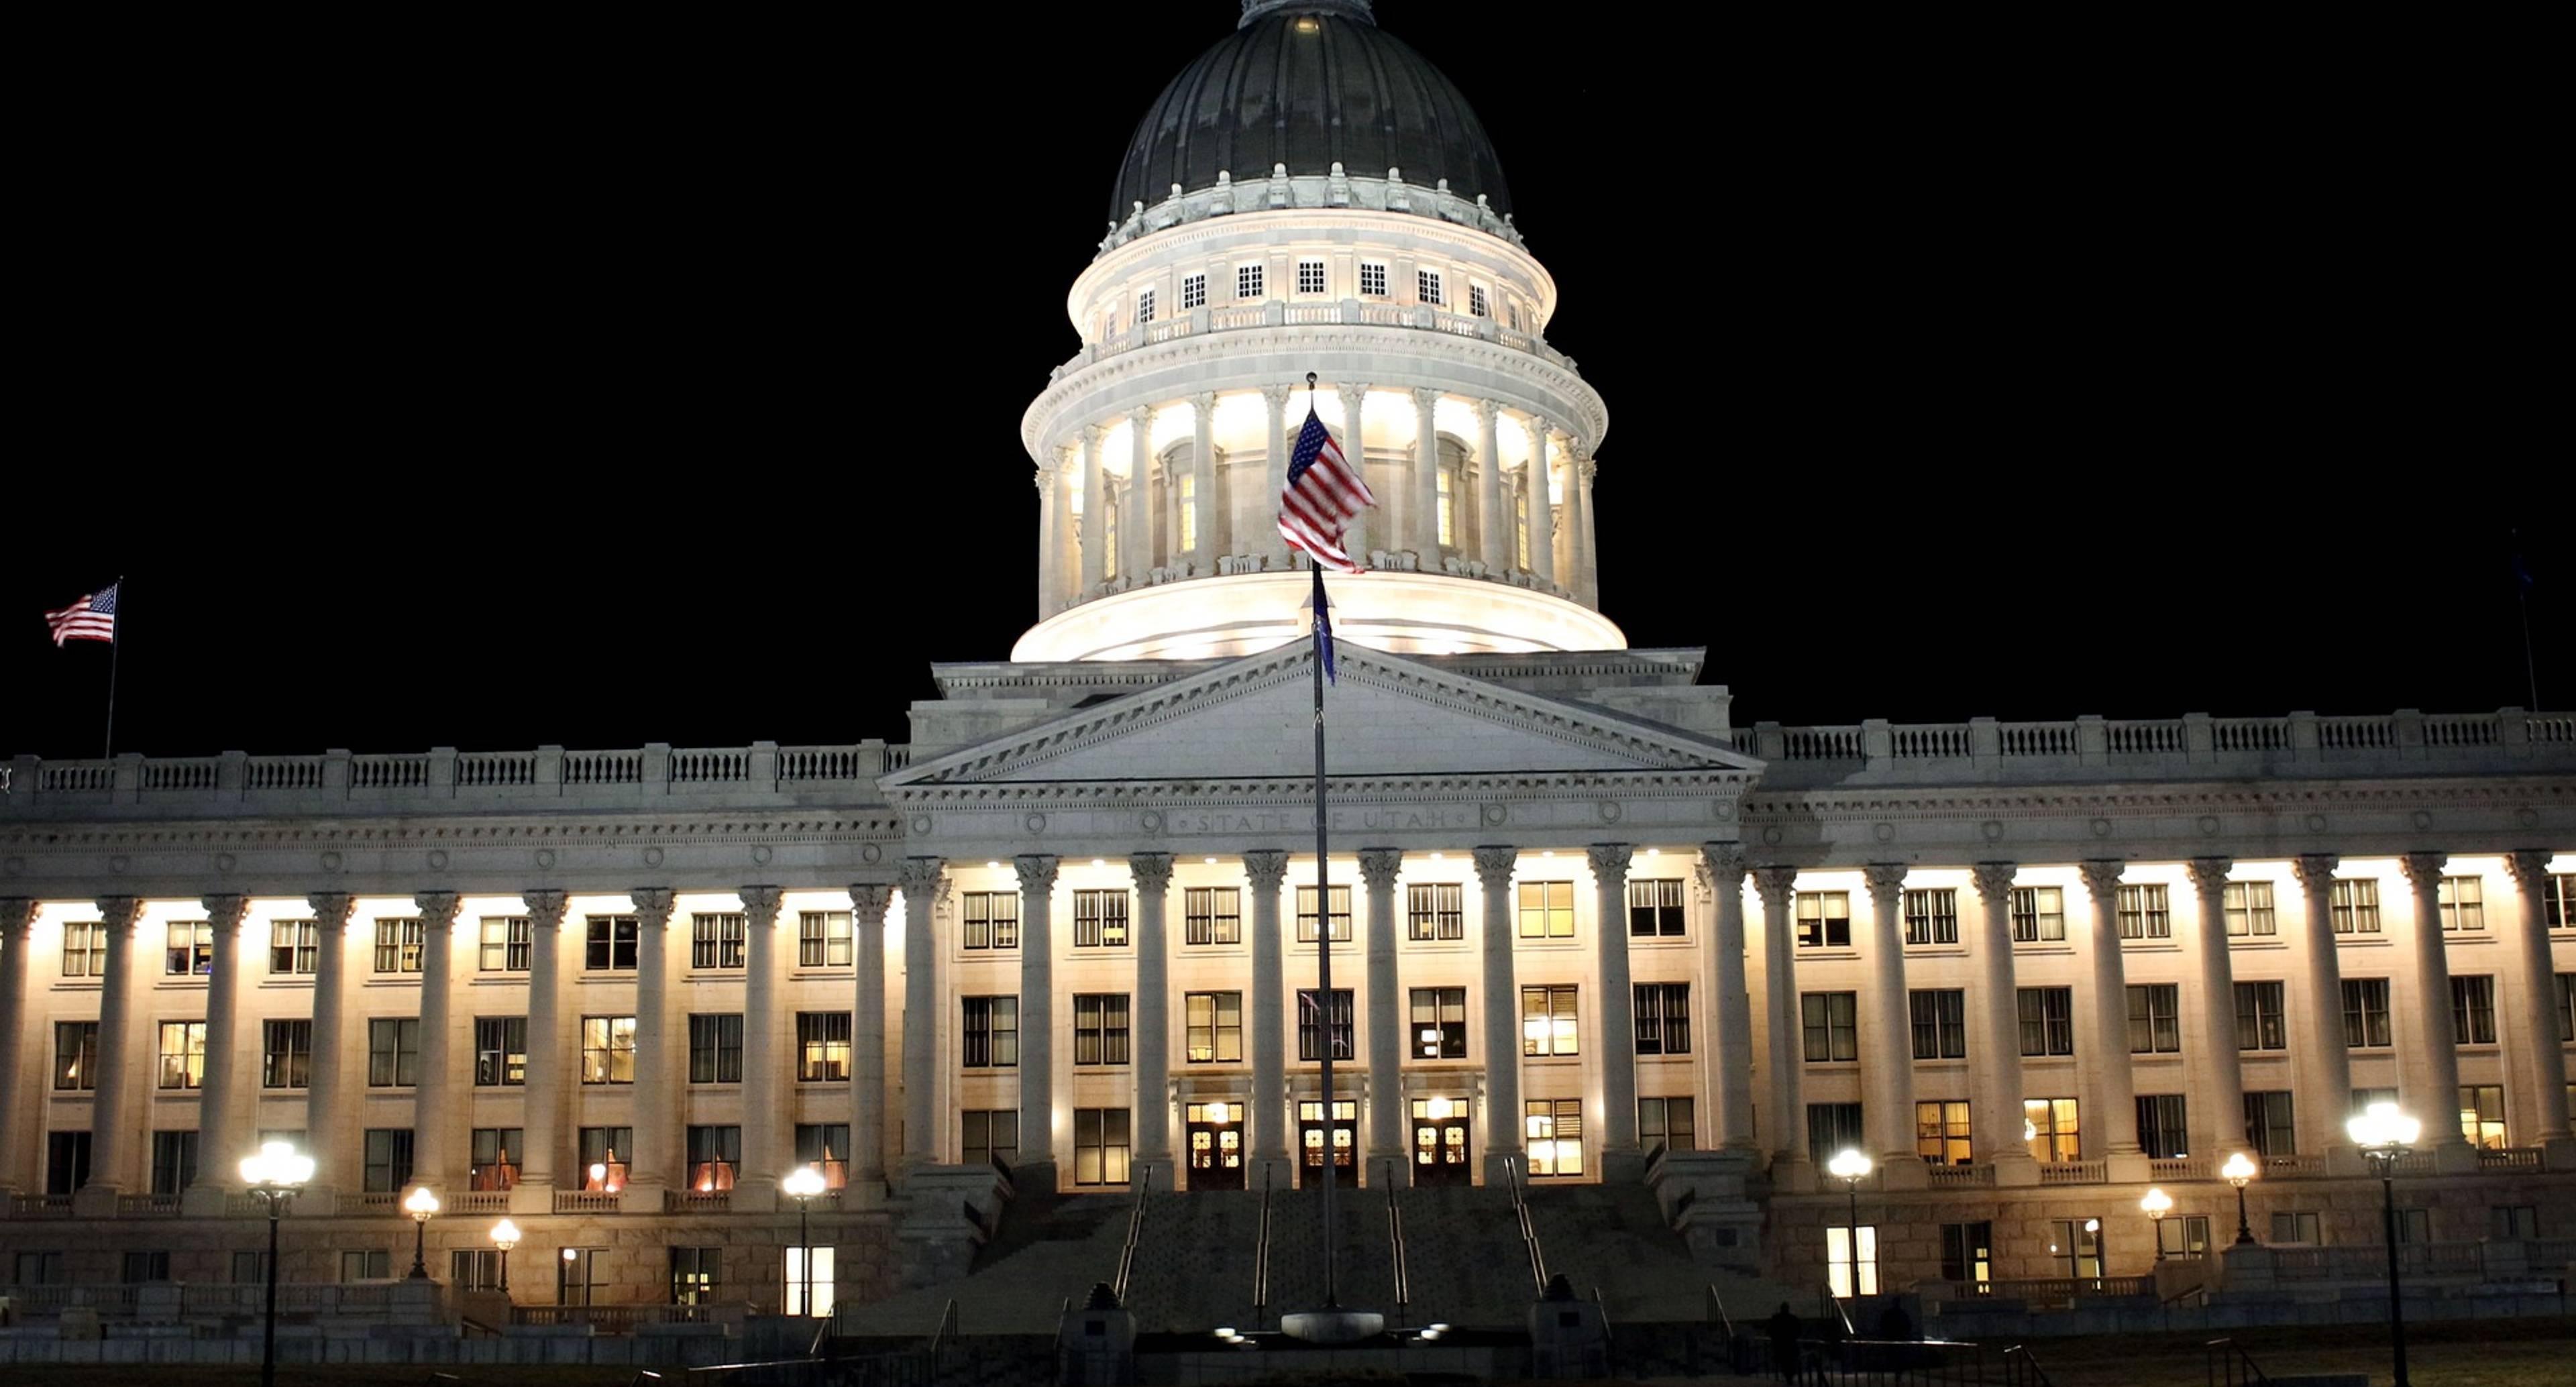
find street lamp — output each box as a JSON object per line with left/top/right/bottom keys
{"left": 239, "top": 1140, "right": 315, "bottom": 1387}
{"left": 782, "top": 1164, "right": 829, "bottom": 1316}
{"left": 403, "top": 1186, "right": 441, "bottom": 1280}
{"left": 2349, "top": 1101, "right": 2422, "bottom": 1387}
{"left": 1826, "top": 1148, "right": 1873, "bottom": 1298}
{"left": 2220, "top": 1152, "right": 2259, "bottom": 1246}
{"left": 490, "top": 1219, "right": 520, "bottom": 1294}
{"left": 2141, "top": 1187, "right": 2174, "bottom": 1261}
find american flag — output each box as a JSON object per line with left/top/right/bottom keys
{"left": 1275, "top": 404, "right": 1375, "bottom": 573}
{"left": 44, "top": 582, "right": 119, "bottom": 646}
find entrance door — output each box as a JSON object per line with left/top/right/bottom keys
{"left": 1409, "top": 1097, "right": 1472, "bottom": 1186}
{"left": 1184, "top": 1101, "right": 1244, "bottom": 1190}
{"left": 1297, "top": 1099, "right": 1356, "bottom": 1188}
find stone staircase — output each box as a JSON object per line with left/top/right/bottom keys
{"left": 837, "top": 1185, "right": 1136, "bottom": 1337}
{"left": 1521, "top": 1179, "right": 1803, "bottom": 1327}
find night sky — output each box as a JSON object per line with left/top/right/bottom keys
{"left": 6, "top": 3, "right": 2560, "bottom": 763}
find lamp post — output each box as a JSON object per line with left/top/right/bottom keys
{"left": 239, "top": 1140, "right": 315, "bottom": 1387}
{"left": 2141, "top": 1186, "right": 2173, "bottom": 1261}
{"left": 1826, "top": 1148, "right": 1873, "bottom": 1298}
{"left": 490, "top": 1219, "right": 519, "bottom": 1294}
{"left": 2220, "top": 1152, "right": 2259, "bottom": 1246}
{"left": 2349, "top": 1102, "right": 2422, "bottom": 1387}
{"left": 403, "top": 1185, "right": 441, "bottom": 1279}
{"left": 782, "top": 1164, "right": 828, "bottom": 1316}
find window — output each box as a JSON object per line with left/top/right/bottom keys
{"left": 60, "top": 920, "right": 107, "bottom": 977}
{"left": 692, "top": 913, "right": 746, "bottom": 969}
{"left": 581, "top": 1015, "right": 637, "bottom": 1084}
{"left": 1296, "top": 258, "right": 1326, "bottom": 295}
{"left": 2343, "top": 979, "right": 2393, "bottom": 1049}
{"left": 1296, "top": 885, "right": 1352, "bottom": 942}
{"left": 2018, "top": 987, "right": 2074, "bottom": 1056}
{"left": 46, "top": 1132, "right": 91, "bottom": 1195}
{"left": 1411, "top": 987, "right": 1467, "bottom": 1060}
{"left": 2136, "top": 1095, "right": 2189, "bottom": 1159}
{"left": 2127, "top": 984, "right": 2181, "bottom": 1053}
{"left": 1827, "top": 1225, "right": 1878, "bottom": 1297}
{"left": 13, "top": 1252, "right": 65, "bottom": 1286}
{"left": 962, "top": 1111, "right": 1018, "bottom": 1169}
{"left": 558, "top": 1246, "right": 606, "bottom": 1305}
{"left": 1521, "top": 985, "right": 1578, "bottom": 1057}
{"left": 961, "top": 891, "right": 1018, "bottom": 950}
{"left": 472, "top": 1017, "right": 527, "bottom": 1087}
{"left": 2350, "top": 1087, "right": 2398, "bottom": 1115}
{"left": 2269, "top": 1211, "right": 2322, "bottom": 1243}
{"left": 1073, "top": 994, "right": 1131, "bottom": 1066}
{"left": 2560, "top": 973, "right": 2576, "bottom": 1043}
{"left": 1136, "top": 288, "right": 1155, "bottom": 325}
{"left": 1437, "top": 462, "right": 1456, "bottom": 545}
{"left": 2244, "top": 1091, "right": 2297, "bottom": 1156}
{"left": 1635, "top": 983, "right": 1691, "bottom": 1055}
{"left": 1074, "top": 1109, "right": 1131, "bottom": 1186}
{"left": 796, "top": 1124, "right": 853, "bottom": 1190}
{"left": 963, "top": 997, "right": 1018, "bottom": 1068}
{"left": 1941, "top": 1222, "right": 1994, "bottom": 1291}
{"left": 2330, "top": 879, "right": 2381, "bottom": 934}
{"left": 125, "top": 1251, "right": 174, "bottom": 1283}
{"left": 1911, "top": 989, "right": 1968, "bottom": 1060}
{"left": 1358, "top": 262, "right": 1387, "bottom": 297}
{"left": 451, "top": 1250, "right": 504, "bottom": 1292}
{"left": 1184, "top": 991, "right": 1242, "bottom": 1063}
{"left": 1179, "top": 472, "right": 1197, "bottom": 553}
{"left": 1236, "top": 262, "right": 1265, "bottom": 299}
{"left": 1904, "top": 889, "right": 1959, "bottom": 946}
{"left": 585, "top": 914, "right": 638, "bottom": 970}
{"left": 797, "top": 1011, "right": 853, "bottom": 1082}
{"left": 2158, "top": 1215, "right": 2212, "bottom": 1260}
{"left": 1410, "top": 883, "right": 1465, "bottom": 941}
{"left": 150, "top": 1130, "right": 198, "bottom": 1195}
{"left": 2025, "top": 1098, "right": 2081, "bottom": 1162}
{"left": 52, "top": 1021, "right": 97, "bottom": 1091}
{"left": 1526, "top": 1098, "right": 1583, "bottom": 1176}
{"left": 1469, "top": 282, "right": 1490, "bottom": 319}
{"left": 362, "top": 1128, "right": 415, "bottom": 1194}
{"left": 2049, "top": 1219, "right": 2105, "bottom": 1283}
{"left": 2394, "top": 1208, "right": 2431, "bottom": 1243}
{"left": 367, "top": 1017, "right": 422, "bottom": 1087}
{"left": 669, "top": 1246, "right": 722, "bottom": 1305}
{"left": 2459, "top": 1084, "right": 2508, "bottom": 1149}
{"left": 1796, "top": 891, "right": 1851, "bottom": 948}
{"left": 578, "top": 1127, "right": 632, "bottom": 1190}
{"left": 686, "top": 1125, "right": 741, "bottom": 1190}
{"left": 157, "top": 1021, "right": 206, "bottom": 1090}
{"left": 2011, "top": 886, "right": 2066, "bottom": 942}
{"left": 271, "top": 919, "right": 319, "bottom": 974}
{"left": 1640, "top": 1097, "right": 1697, "bottom": 1153}
{"left": 339, "top": 1250, "right": 388, "bottom": 1282}
{"left": 470, "top": 1128, "right": 521, "bottom": 1190}
{"left": 2234, "top": 981, "right": 2287, "bottom": 1051}
{"left": 2438, "top": 875, "right": 2485, "bottom": 931}
{"left": 2223, "top": 881, "right": 2277, "bottom": 937}
{"left": 2546, "top": 875, "right": 2574, "bottom": 930}
{"left": 1181, "top": 272, "right": 1206, "bottom": 310}
{"left": 1628, "top": 879, "right": 1686, "bottom": 937}
{"left": 1916, "top": 1099, "right": 1972, "bottom": 1165}
{"left": 1075, "top": 889, "right": 1130, "bottom": 947}
{"left": 166, "top": 920, "right": 214, "bottom": 976}
{"left": 1515, "top": 491, "right": 1529, "bottom": 569}
{"left": 1298, "top": 988, "right": 1355, "bottom": 1061}
{"left": 2117, "top": 884, "right": 2171, "bottom": 939}
{"left": 1185, "top": 887, "right": 1239, "bottom": 945}
{"left": 1808, "top": 1103, "right": 1865, "bottom": 1160}
{"left": 1517, "top": 881, "right": 1574, "bottom": 939}
{"left": 689, "top": 1013, "right": 744, "bottom": 1083}
{"left": 2452, "top": 975, "right": 2497, "bottom": 1045}
{"left": 478, "top": 916, "right": 529, "bottom": 971}
{"left": 262, "top": 1019, "right": 311, "bottom": 1089}
{"left": 372, "top": 917, "right": 423, "bottom": 974}
{"left": 2492, "top": 1205, "right": 2540, "bottom": 1239}
{"left": 1416, "top": 268, "right": 1444, "bottom": 307}
{"left": 1802, "top": 991, "right": 1859, "bottom": 1062}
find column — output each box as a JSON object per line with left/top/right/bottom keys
{"left": 191, "top": 895, "right": 252, "bottom": 1197}
{"left": 74, "top": 897, "right": 146, "bottom": 1201}
{"left": 2398, "top": 852, "right": 2475, "bottom": 1166}
{"left": 1358, "top": 849, "right": 1405, "bottom": 1184}
{"left": 1525, "top": 419, "right": 1556, "bottom": 587}
{"left": 1753, "top": 867, "right": 1803, "bottom": 1175}
{"left": 2184, "top": 858, "right": 2248, "bottom": 1158}
{"left": 851, "top": 884, "right": 894, "bottom": 1190}
{"left": 1130, "top": 853, "right": 1175, "bottom": 1188}
{"left": 1260, "top": 385, "right": 1294, "bottom": 563}
{"left": 898, "top": 857, "right": 947, "bottom": 1170}
{"left": 2077, "top": 862, "right": 2143, "bottom": 1159}
{"left": 1034, "top": 462, "right": 1059, "bottom": 616}
{"left": 1563, "top": 445, "right": 1594, "bottom": 605}
{"left": 622, "top": 889, "right": 677, "bottom": 1203}
{"left": 1124, "top": 404, "right": 1153, "bottom": 578}
{"left": 1335, "top": 382, "right": 1373, "bottom": 560}
{"left": 410, "top": 891, "right": 465, "bottom": 1195}
{"left": 2290, "top": 855, "right": 2353, "bottom": 1157}
{"left": 1970, "top": 865, "right": 2037, "bottom": 1181}
{"left": 1014, "top": 855, "right": 1060, "bottom": 1183}
{"left": 0, "top": 899, "right": 39, "bottom": 1192}
{"left": 1475, "top": 398, "right": 1507, "bottom": 575}
{"left": 1244, "top": 849, "right": 1292, "bottom": 1184}
{"left": 1698, "top": 846, "right": 1756, "bottom": 1152}
{"left": 1079, "top": 424, "right": 1107, "bottom": 595}
{"left": 2506, "top": 850, "right": 2575, "bottom": 1160}
{"left": 1589, "top": 844, "right": 1642, "bottom": 1169}
{"left": 1858, "top": 865, "right": 1919, "bottom": 1179}
{"left": 1473, "top": 846, "right": 1523, "bottom": 1179}
{"left": 517, "top": 890, "right": 569, "bottom": 1197}
{"left": 301, "top": 892, "right": 357, "bottom": 1201}
{"left": 1412, "top": 387, "right": 1442, "bottom": 560}
{"left": 739, "top": 885, "right": 788, "bottom": 1200}
{"left": 1189, "top": 392, "right": 1219, "bottom": 568}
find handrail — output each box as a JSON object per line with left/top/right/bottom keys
{"left": 1251, "top": 1165, "right": 1274, "bottom": 1322}
{"left": 804, "top": 1310, "right": 832, "bottom": 1360}
{"left": 1821, "top": 1284, "right": 1856, "bottom": 1337}
{"left": 2003, "top": 1343, "right": 2054, "bottom": 1387}
{"left": 2205, "top": 1337, "right": 2270, "bottom": 1387}
{"left": 1380, "top": 1159, "right": 1411, "bottom": 1318}
{"left": 1706, "top": 1284, "right": 1734, "bottom": 1341}
{"left": 1502, "top": 1155, "right": 1549, "bottom": 1291}
{"left": 926, "top": 1297, "right": 959, "bottom": 1371}
{"left": 1112, "top": 1163, "right": 1152, "bottom": 1303}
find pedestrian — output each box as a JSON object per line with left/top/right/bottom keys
{"left": 1766, "top": 1301, "right": 1803, "bottom": 1384}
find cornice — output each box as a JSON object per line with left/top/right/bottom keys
{"left": 1, "top": 815, "right": 907, "bottom": 849}
{"left": 888, "top": 768, "right": 1756, "bottom": 808}
{"left": 1740, "top": 777, "right": 2572, "bottom": 822}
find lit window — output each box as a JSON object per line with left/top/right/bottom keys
{"left": 798, "top": 910, "right": 851, "bottom": 968}
{"left": 470, "top": 1128, "right": 521, "bottom": 1190}
{"left": 1073, "top": 994, "right": 1131, "bottom": 1066}
{"left": 156, "top": 1021, "right": 206, "bottom": 1091}
{"left": 371, "top": 918, "right": 423, "bottom": 974}
{"left": 1181, "top": 272, "right": 1206, "bottom": 310}
{"left": 1297, "top": 885, "right": 1352, "bottom": 942}
{"left": 797, "top": 1123, "right": 852, "bottom": 1188}
{"left": 1915, "top": 1099, "right": 1972, "bottom": 1165}
{"left": 476, "top": 916, "right": 528, "bottom": 972}
{"left": 1136, "top": 288, "right": 1156, "bottom": 326}
{"left": 60, "top": 922, "right": 106, "bottom": 978}
{"left": 2438, "top": 876, "right": 2485, "bottom": 931}
{"left": 1297, "top": 258, "right": 1326, "bottom": 295}
{"left": 1904, "top": 889, "right": 1959, "bottom": 946}
{"left": 1802, "top": 992, "right": 1858, "bottom": 1062}
{"left": 1411, "top": 987, "right": 1467, "bottom": 1059}
{"left": 581, "top": 1015, "right": 637, "bottom": 1084}
{"left": 2459, "top": 1084, "right": 2508, "bottom": 1149}
{"left": 2545, "top": 875, "right": 2574, "bottom": 930}
{"left": 962, "top": 891, "right": 1018, "bottom": 950}
{"left": 1416, "top": 269, "right": 1444, "bottom": 307}
{"left": 1236, "top": 263, "right": 1265, "bottom": 300}
{"left": 1183, "top": 887, "right": 1240, "bottom": 946}
{"left": 685, "top": 1125, "right": 741, "bottom": 1190}
{"left": 670, "top": 1246, "right": 722, "bottom": 1305}
{"left": 1514, "top": 490, "right": 1529, "bottom": 569}
{"left": 1409, "top": 883, "right": 1465, "bottom": 941}
{"left": 474, "top": 1017, "right": 527, "bottom": 1087}
{"left": 2223, "top": 881, "right": 2277, "bottom": 937}
{"left": 2330, "top": 879, "right": 2381, "bottom": 934}
{"left": 166, "top": 920, "right": 214, "bottom": 976}
{"left": 2047, "top": 1219, "right": 2103, "bottom": 1284}
{"left": 1074, "top": 889, "right": 1129, "bottom": 948}
{"left": 692, "top": 913, "right": 746, "bottom": 970}
{"left": 1827, "top": 1225, "right": 1878, "bottom": 1296}
{"left": 1178, "top": 472, "right": 1196, "bottom": 553}
{"left": 1942, "top": 1222, "right": 1994, "bottom": 1290}
{"left": 2010, "top": 887, "right": 2065, "bottom": 942}
{"left": 2117, "top": 885, "right": 2171, "bottom": 939}
{"left": 963, "top": 996, "right": 1018, "bottom": 1068}
{"left": 1436, "top": 463, "right": 1455, "bottom": 546}
{"left": 1298, "top": 988, "right": 1355, "bottom": 1061}
{"left": 1517, "top": 881, "right": 1574, "bottom": 939}
{"left": 796, "top": 1011, "right": 852, "bottom": 1082}
{"left": 1796, "top": 891, "right": 1851, "bottom": 948}
{"left": 261, "top": 1020, "right": 311, "bottom": 1089}
{"left": 1526, "top": 1098, "right": 1583, "bottom": 1176}
{"left": 1358, "top": 262, "right": 1387, "bottom": 297}
{"left": 1185, "top": 991, "right": 1242, "bottom": 1063}
{"left": 1074, "top": 1108, "right": 1131, "bottom": 1186}
{"left": 2024, "top": 1097, "right": 2081, "bottom": 1162}
{"left": 1521, "top": 985, "right": 1578, "bottom": 1057}
{"left": 577, "top": 1128, "right": 630, "bottom": 1191}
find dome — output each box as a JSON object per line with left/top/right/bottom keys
{"left": 1108, "top": 2, "right": 1512, "bottom": 225}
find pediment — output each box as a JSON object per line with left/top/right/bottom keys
{"left": 885, "top": 643, "right": 1761, "bottom": 788}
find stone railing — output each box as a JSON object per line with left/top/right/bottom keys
{"left": 511, "top": 1302, "right": 716, "bottom": 1332}
{"left": 1051, "top": 294, "right": 1574, "bottom": 386}
{"left": 1099, "top": 167, "right": 1525, "bottom": 256}
{"left": 1928, "top": 1164, "right": 1995, "bottom": 1188}
{"left": 2149, "top": 1157, "right": 2210, "bottom": 1182}
{"left": 2038, "top": 1160, "right": 2108, "bottom": 1186}
{"left": 447, "top": 1191, "right": 511, "bottom": 1215}
{"left": 4, "top": 740, "right": 912, "bottom": 820}
{"left": 553, "top": 1190, "right": 621, "bottom": 1215}
{"left": 1734, "top": 708, "right": 2571, "bottom": 785}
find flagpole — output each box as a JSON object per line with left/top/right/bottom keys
{"left": 1305, "top": 371, "right": 1340, "bottom": 1311}
{"left": 103, "top": 575, "right": 124, "bottom": 759}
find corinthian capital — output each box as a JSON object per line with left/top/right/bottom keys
{"left": 2186, "top": 858, "right": 2234, "bottom": 896}
{"left": 1587, "top": 842, "right": 1633, "bottom": 884}
{"left": 2399, "top": 851, "right": 2448, "bottom": 889}
{"left": 900, "top": 855, "right": 949, "bottom": 907}
{"left": 1357, "top": 848, "right": 1404, "bottom": 891}
{"left": 1474, "top": 397, "right": 1501, "bottom": 425}
{"left": 737, "top": 886, "right": 783, "bottom": 928}
{"left": 2291, "top": 854, "right": 2341, "bottom": 895}
{"left": 1, "top": 897, "right": 37, "bottom": 939}
{"left": 849, "top": 883, "right": 895, "bottom": 925}
{"left": 201, "top": 893, "right": 250, "bottom": 932}
{"left": 1190, "top": 390, "right": 1219, "bottom": 417}
{"left": 626, "top": 889, "right": 675, "bottom": 930}
{"left": 1128, "top": 852, "right": 1175, "bottom": 895}
{"left": 1411, "top": 386, "right": 1442, "bottom": 413}
{"left": 2504, "top": 848, "right": 2553, "bottom": 891}
{"left": 304, "top": 892, "right": 353, "bottom": 932}
{"left": 1970, "top": 862, "right": 2017, "bottom": 905}
{"left": 1860, "top": 863, "right": 1909, "bottom": 899}
{"left": 1014, "top": 854, "right": 1059, "bottom": 896}
{"left": 1242, "top": 849, "right": 1291, "bottom": 894}
{"left": 2077, "top": 860, "right": 2127, "bottom": 902}
{"left": 1471, "top": 845, "right": 1518, "bottom": 891}
{"left": 1260, "top": 383, "right": 1295, "bottom": 413}
{"left": 1750, "top": 865, "right": 1799, "bottom": 908}
{"left": 413, "top": 891, "right": 462, "bottom": 930}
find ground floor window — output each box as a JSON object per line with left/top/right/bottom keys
{"left": 1526, "top": 1099, "right": 1584, "bottom": 1176}
{"left": 559, "top": 1247, "right": 606, "bottom": 1306}
{"left": 2158, "top": 1215, "right": 2212, "bottom": 1259}
{"left": 2270, "top": 1211, "right": 2322, "bottom": 1244}
{"left": 2048, "top": 1218, "right": 2104, "bottom": 1283}
{"left": 783, "top": 1246, "right": 835, "bottom": 1317}
{"left": 1640, "top": 1096, "right": 1697, "bottom": 1154}
{"left": 450, "top": 1249, "right": 502, "bottom": 1291}
{"left": 1915, "top": 1099, "right": 1972, "bottom": 1166}
{"left": 1940, "top": 1221, "right": 1992, "bottom": 1291}
{"left": 122, "top": 1251, "right": 171, "bottom": 1283}
{"left": 339, "top": 1249, "right": 390, "bottom": 1282}
{"left": 962, "top": 1111, "right": 1017, "bottom": 1170}
{"left": 2024, "top": 1097, "right": 2081, "bottom": 1162}
{"left": 1075, "top": 1107, "right": 1132, "bottom": 1186}
{"left": 1827, "top": 1225, "right": 1878, "bottom": 1297}
{"left": 671, "top": 1246, "right": 722, "bottom": 1305}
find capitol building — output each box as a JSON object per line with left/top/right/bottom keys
{"left": 3, "top": 0, "right": 2573, "bottom": 1355}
